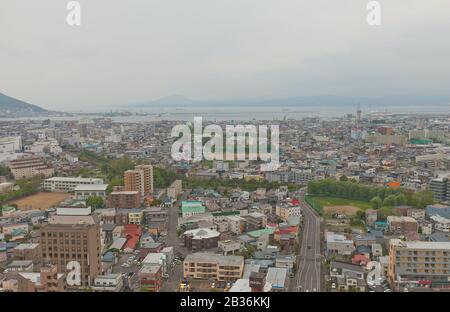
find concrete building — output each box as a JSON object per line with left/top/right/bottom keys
{"left": 387, "top": 216, "right": 418, "bottom": 234}
{"left": 326, "top": 232, "right": 355, "bottom": 256}
{"left": 43, "top": 177, "right": 104, "bottom": 192}
{"left": 138, "top": 264, "right": 162, "bottom": 292}
{"left": 218, "top": 239, "right": 244, "bottom": 255}
{"left": 266, "top": 267, "right": 288, "bottom": 291}
{"left": 12, "top": 243, "right": 40, "bottom": 264}
{"left": 427, "top": 204, "right": 450, "bottom": 219}
{"left": 107, "top": 191, "right": 141, "bottom": 209}
{"left": 388, "top": 240, "right": 450, "bottom": 288}
{"left": 39, "top": 212, "right": 102, "bottom": 287}
{"left": 74, "top": 184, "right": 108, "bottom": 200}
{"left": 430, "top": 178, "right": 448, "bottom": 203}
{"left": 226, "top": 215, "right": 246, "bottom": 235}
{"left": 275, "top": 203, "right": 301, "bottom": 222}
{"left": 430, "top": 215, "right": 450, "bottom": 233}
{"left": 0, "top": 136, "right": 22, "bottom": 153}
{"left": 183, "top": 228, "right": 221, "bottom": 251}
{"left": 183, "top": 252, "right": 244, "bottom": 282}
{"left": 92, "top": 273, "right": 124, "bottom": 292}
{"left": 8, "top": 155, "right": 54, "bottom": 179}
{"left": 181, "top": 201, "right": 206, "bottom": 218}
{"left": 3, "top": 264, "right": 65, "bottom": 292}
{"left": 124, "top": 165, "right": 153, "bottom": 197}
{"left": 243, "top": 212, "right": 267, "bottom": 231}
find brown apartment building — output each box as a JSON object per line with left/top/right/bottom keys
{"left": 107, "top": 190, "right": 141, "bottom": 209}
{"left": 124, "top": 165, "right": 153, "bottom": 197}
{"left": 4, "top": 264, "right": 65, "bottom": 292}
{"left": 7, "top": 155, "right": 54, "bottom": 179}
{"left": 40, "top": 214, "right": 102, "bottom": 287}
{"left": 183, "top": 252, "right": 244, "bottom": 282}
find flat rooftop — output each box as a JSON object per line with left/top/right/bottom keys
{"left": 74, "top": 184, "right": 108, "bottom": 191}
{"left": 184, "top": 252, "right": 244, "bottom": 266}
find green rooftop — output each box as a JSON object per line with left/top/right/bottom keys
{"left": 247, "top": 228, "right": 275, "bottom": 238}
{"left": 181, "top": 201, "right": 205, "bottom": 214}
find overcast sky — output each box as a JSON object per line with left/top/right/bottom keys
{"left": 1, "top": 0, "right": 450, "bottom": 111}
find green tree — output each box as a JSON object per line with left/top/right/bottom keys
{"left": 395, "top": 193, "right": 407, "bottom": 206}
{"left": 383, "top": 195, "right": 397, "bottom": 207}
{"left": 370, "top": 196, "right": 383, "bottom": 209}
{"left": 340, "top": 175, "right": 348, "bottom": 182}
{"left": 86, "top": 196, "right": 105, "bottom": 210}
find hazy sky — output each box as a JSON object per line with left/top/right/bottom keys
{"left": 1, "top": 0, "right": 450, "bottom": 111}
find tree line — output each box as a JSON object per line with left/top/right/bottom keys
{"left": 307, "top": 179, "right": 434, "bottom": 209}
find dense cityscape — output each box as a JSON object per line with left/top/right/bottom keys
{"left": 0, "top": 107, "right": 449, "bottom": 293}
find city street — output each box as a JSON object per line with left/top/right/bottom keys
{"left": 291, "top": 197, "right": 322, "bottom": 292}
{"left": 160, "top": 200, "right": 187, "bottom": 292}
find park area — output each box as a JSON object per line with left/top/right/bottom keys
{"left": 314, "top": 196, "right": 372, "bottom": 216}
{"left": 308, "top": 195, "right": 395, "bottom": 219}
{"left": 8, "top": 192, "right": 72, "bottom": 211}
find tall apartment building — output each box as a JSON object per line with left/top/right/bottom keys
{"left": 124, "top": 165, "right": 153, "bottom": 197}
{"left": 43, "top": 177, "right": 104, "bottom": 192}
{"left": 430, "top": 178, "right": 448, "bottom": 203}
{"left": 183, "top": 252, "right": 244, "bottom": 282}
{"left": 388, "top": 239, "right": 450, "bottom": 288}
{"left": 7, "top": 155, "right": 54, "bottom": 179}
{"left": 39, "top": 210, "right": 102, "bottom": 287}
{"left": 107, "top": 191, "right": 141, "bottom": 209}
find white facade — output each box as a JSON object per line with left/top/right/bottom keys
{"left": 43, "top": 177, "right": 104, "bottom": 192}
{"left": 74, "top": 184, "right": 108, "bottom": 200}
{"left": 0, "top": 136, "right": 22, "bottom": 154}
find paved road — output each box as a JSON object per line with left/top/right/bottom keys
{"left": 160, "top": 200, "right": 187, "bottom": 292}
{"left": 291, "top": 197, "right": 322, "bottom": 292}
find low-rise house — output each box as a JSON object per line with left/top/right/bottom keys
{"left": 326, "top": 232, "right": 355, "bottom": 256}
{"left": 330, "top": 261, "right": 366, "bottom": 292}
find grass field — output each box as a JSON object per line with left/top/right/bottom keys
{"left": 9, "top": 192, "right": 72, "bottom": 211}
{"left": 312, "top": 196, "right": 373, "bottom": 210}
{"left": 311, "top": 196, "right": 394, "bottom": 218}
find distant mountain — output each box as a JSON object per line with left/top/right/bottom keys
{"left": 129, "top": 94, "right": 450, "bottom": 108}
{"left": 0, "top": 92, "right": 50, "bottom": 117}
